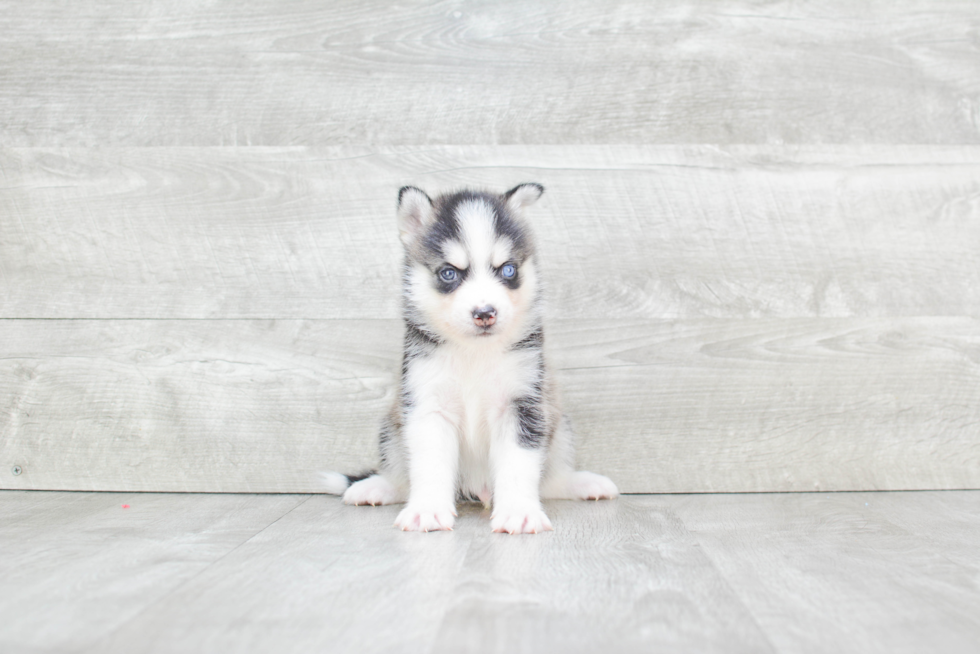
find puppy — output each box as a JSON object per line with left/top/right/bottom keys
{"left": 324, "top": 184, "right": 618, "bottom": 533}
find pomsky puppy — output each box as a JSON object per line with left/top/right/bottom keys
{"left": 324, "top": 184, "right": 618, "bottom": 534}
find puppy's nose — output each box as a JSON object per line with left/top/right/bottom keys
{"left": 472, "top": 305, "right": 497, "bottom": 327}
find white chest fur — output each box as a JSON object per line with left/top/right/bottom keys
{"left": 405, "top": 341, "right": 539, "bottom": 495}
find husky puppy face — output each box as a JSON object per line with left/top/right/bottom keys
{"left": 397, "top": 184, "right": 544, "bottom": 346}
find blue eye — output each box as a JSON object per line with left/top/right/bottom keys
{"left": 501, "top": 264, "right": 517, "bottom": 279}
{"left": 439, "top": 267, "right": 457, "bottom": 282}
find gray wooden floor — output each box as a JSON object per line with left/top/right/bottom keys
{"left": 3, "top": 490, "right": 979, "bottom": 654}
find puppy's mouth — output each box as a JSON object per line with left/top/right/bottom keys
{"left": 474, "top": 326, "right": 496, "bottom": 337}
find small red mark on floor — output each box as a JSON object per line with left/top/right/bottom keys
{"left": 121, "top": 504, "right": 130, "bottom": 509}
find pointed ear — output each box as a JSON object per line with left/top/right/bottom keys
{"left": 503, "top": 183, "right": 544, "bottom": 215}
{"left": 397, "top": 186, "right": 434, "bottom": 246}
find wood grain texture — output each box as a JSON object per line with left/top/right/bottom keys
{"left": 3, "top": 1, "right": 979, "bottom": 497}
{"left": 429, "top": 500, "right": 772, "bottom": 654}
{"left": 0, "top": 319, "right": 395, "bottom": 492}
{"left": 2, "top": 1, "right": 979, "bottom": 146}
{"left": 0, "top": 491, "right": 308, "bottom": 653}
{"left": 562, "top": 317, "right": 980, "bottom": 492}
{"left": 2, "top": 317, "right": 977, "bottom": 493}
{"left": 3, "top": 145, "right": 980, "bottom": 320}
{"left": 670, "top": 491, "right": 980, "bottom": 654}
{"left": 75, "top": 496, "right": 774, "bottom": 654}
{"left": 4, "top": 491, "right": 979, "bottom": 653}
{"left": 84, "top": 493, "right": 472, "bottom": 654}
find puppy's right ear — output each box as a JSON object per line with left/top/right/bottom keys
{"left": 397, "top": 186, "right": 434, "bottom": 247}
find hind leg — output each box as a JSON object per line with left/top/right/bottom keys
{"left": 541, "top": 470, "right": 619, "bottom": 501}
{"left": 539, "top": 414, "right": 619, "bottom": 501}
{"left": 343, "top": 474, "right": 406, "bottom": 506}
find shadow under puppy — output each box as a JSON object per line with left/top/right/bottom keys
{"left": 325, "top": 184, "right": 618, "bottom": 533}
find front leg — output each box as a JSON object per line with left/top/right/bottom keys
{"left": 394, "top": 410, "right": 459, "bottom": 532}
{"left": 489, "top": 407, "right": 553, "bottom": 535}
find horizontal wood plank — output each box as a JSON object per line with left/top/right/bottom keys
{"left": 671, "top": 492, "right": 980, "bottom": 653}
{"left": 3, "top": 145, "right": 980, "bottom": 320}
{"left": 97, "top": 498, "right": 772, "bottom": 653}
{"left": 2, "top": 1, "right": 979, "bottom": 146}
{"left": 1, "top": 317, "right": 977, "bottom": 493}
{"left": 6, "top": 491, "right": 980, "bottom": 653}
{"left": 0, "top": 491, "right": 307, "bottom": 652}
{"left": 430, "top": 499, "right": 773, "bottom": 654}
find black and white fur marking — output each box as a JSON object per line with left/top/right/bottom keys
{"left": 325, "top": 184, "right": 618, "bottom": 534}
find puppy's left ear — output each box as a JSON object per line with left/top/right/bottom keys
{"left": 503, "top": 183, "right": 544, "bottom": 215}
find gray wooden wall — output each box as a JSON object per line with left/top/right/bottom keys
{"left": 2, "top": 1, "right": 978, "bottom": 493}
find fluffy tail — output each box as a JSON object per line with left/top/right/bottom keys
{"left": 319, "top": 470, "right": 375, "bottom": 495}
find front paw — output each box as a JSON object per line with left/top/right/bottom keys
{"left": 394, "top": 504, "right": 456, "bottom": 532}
{"left": 491, "top": 504, "right": 553, "bottom": 535}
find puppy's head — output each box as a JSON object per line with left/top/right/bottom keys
{"left": 397, "top": 184, "right": 544, "bottom": 345}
